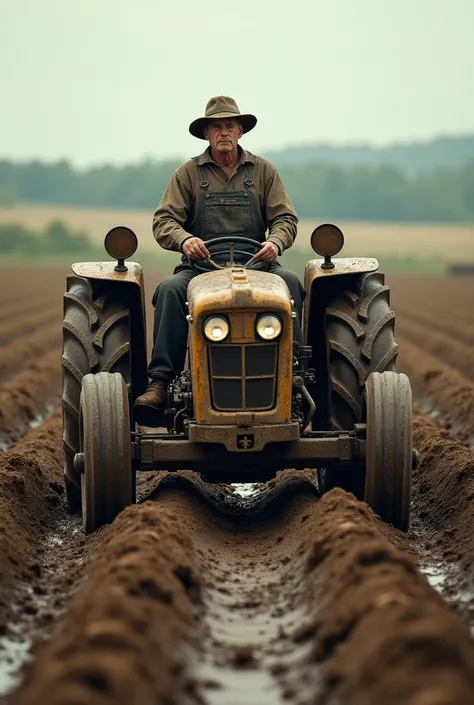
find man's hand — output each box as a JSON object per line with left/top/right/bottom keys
{"left": 249, "top": 241, "right": 279, "bottom": 264}
{"left": 182, "top": 237, "right": 210, "bottom": 260}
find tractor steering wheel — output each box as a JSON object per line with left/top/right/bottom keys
{"left": 187, "top": 236, "right": 264, "bottom": 273}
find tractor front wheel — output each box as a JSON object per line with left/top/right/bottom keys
{"left": 79, "top": 372, "right": 134, "bottom": 534}
{"left": 364, "top": 371, "right": 412, "bottom": 531}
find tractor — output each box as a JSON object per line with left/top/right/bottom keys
{"left": 61, "top": 224, "right": 417, "bottom": 534}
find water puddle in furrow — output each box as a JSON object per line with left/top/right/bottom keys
{"left": 420, "top": 560, "right": 474, "bottom": 635}
{"left": 0, "top": 401, "right": 58, "bottom": 453}
{"left": 196, "top": 484, "right": 318, "bottom": 704}
{"left": 0, "top": 582, "right": 49, "bottom": 697}
{"left": 0, "top": 520, "right": 82, "bottom": 696}
{"left": 28, "top": 402, "right": 57, "bottom": 430}
{"left": 0, "top": 629, "right": 33, "bottom": 697}
{"left": 418, "top": 401, "right": 474, "bottom": 448}
{"left": 231, "top": 483, "right": 263, "bottom": 500}
{"left": 198, "top": 596, "right": 313, "bottom": 705}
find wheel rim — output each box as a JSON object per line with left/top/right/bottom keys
{"left": 364, "top": 372, "right": 412, "bottom": 531}
{"left": 80, "top": 372, "right": 133, "bottom": 534}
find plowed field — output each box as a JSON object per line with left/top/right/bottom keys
{"left": 0, "top": 266, "right": 473, "bottom": 705}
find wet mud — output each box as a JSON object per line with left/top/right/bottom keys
{"left": 0, "top": 268, "right": 474, "bottom": 705}
{"left": 12, "top": 476, "right": 474, "bottom": 705}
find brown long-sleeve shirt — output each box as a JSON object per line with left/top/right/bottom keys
{"left": 152, "top": 147, "right": 298, "bottom": 255}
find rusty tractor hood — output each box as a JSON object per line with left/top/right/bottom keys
{"left": 187, "top": 267, "right": 292, "bottom": 319}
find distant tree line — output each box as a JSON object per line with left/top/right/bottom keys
{"left": 287, "top": 161, "right": 474, "bottom": 222}
{"left": 0, "top": 220, "right": 97, "bottom": 256}
{"left": 0, "top": 157, "right": 473, "bottom": 222}
{"left": 265, "top": 134, "right": 474, "bottom": 174}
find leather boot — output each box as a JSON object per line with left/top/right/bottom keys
{"left": 134, "top": 380, "right": 168, "bottom": 427}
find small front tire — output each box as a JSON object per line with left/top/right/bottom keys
{"left": 80, "top": 372, "right": 134, "bottom": 534}
{"left": 364, "top": 371, "right": 412, "bottom": 531}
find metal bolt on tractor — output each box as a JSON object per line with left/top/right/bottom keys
{"left": 61, "top": 224, "right": 418, "bottom": 534}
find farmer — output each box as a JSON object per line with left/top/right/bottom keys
{"left": 134, "top": 95, "right": 305, "bottom": 422}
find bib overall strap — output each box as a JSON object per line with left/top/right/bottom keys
{"left": 192, "top": 156, "right": 209, "bottom": 190}
{"left": 244, "top": 163, "right": 254, "bottom": 188}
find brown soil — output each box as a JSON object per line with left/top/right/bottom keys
{"left": 0, "top": 267, "right": 473, "bottom": 705}
{"left": 397, "top": 337, "right": 474, "bottom": 443}
{"left": 0, "top": 412, "right": 73, "bottom": 633}
{"left": 0, "top": 350, "right": 61, "bottom": 448}
{"left": 14, "top": 497, "right": 202, "bottom": 705}
{"left": 391, "top": 276, "right": 474, "bottom": 323}
{"left": 397, "top": 317, "right": 474, "bottom": 383}
{"left": 12, "top": 476, "right": 474, "bottom": 705}
{"left": 395, "top": 304, "right": 474, "bottom": 348}
{"left": 410, "top": 414, "right": 474, "bottom": 622}
{"left": 0, "top": 304, "right": 61, "bottom": 346}
{"left": 0, "top": 325, "right": 61, "bottom": 382}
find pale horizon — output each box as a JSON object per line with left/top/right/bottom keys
{"left": 2, "top": 130, "right": 474, "bottom": 171}
{"left": 2, "top": 0, "right": 473, "bottom": 167}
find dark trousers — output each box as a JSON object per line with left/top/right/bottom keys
{"left": 148, "top": 264, "right": 306, "bottom": 381}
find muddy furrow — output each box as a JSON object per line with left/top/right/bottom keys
{"left": 395, "top": 293, "right": 474, "bottom": 322}
{"left": 397, "top": 317, "right": 474, "bottom": 383}
{"left": 0, "top": 304, "right": 61, "bottom": 346}
{"left": 0, "top": 326, "right": 61, "bottom": 384}
{"left": 398, "top": 336, "right": 474, "bottom": 443}
{"left": 0, "top": 412, "right": 65, "bottom": 597}
{"left": 1, "top": 268, "right": 474, "bottom": 705}
{"left": 409, "top": 413, "right": 474, "bottom": 623}
{"left": 0, "top": 292, "right": 60, "bottom": 326}
{"left": 0, "top": 349, "right": 61, "bottom": 449}
{"left": 13, "top": 496, "right": 202, "bottom": 705}
{"left": 0, "top": 412, "right": 88, "bottom": 694}
{"left": 0, "top": 270, "right": 64, "bottom": 319}
{"left": 11, "top": 475, "right": 474, "bottom": 705}
{"left": 396, "top": 305, "right": 474, "bottom": 348}
{"left": 0, "top": 290, "right": 55, "bottom": 318}
{"left": 391, "top": 276, "right": 474, "bottom": 323}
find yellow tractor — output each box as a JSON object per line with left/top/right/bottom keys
{"left": 62, "top": 225, "right": 417, "bottom": 534}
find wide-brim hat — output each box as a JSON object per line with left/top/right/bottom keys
{"left": 189, "top": 96, "right": 257, "bottom": 140}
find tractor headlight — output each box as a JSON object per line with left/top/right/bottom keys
{"left": 203, "top": 316, "right": 229, "bottom": 342}
{"left": 256, "top": 314, "right": 281, "bottom": 340}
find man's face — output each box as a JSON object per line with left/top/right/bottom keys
{"left": 203, "top": 118, "right": 243, "bottom": 154}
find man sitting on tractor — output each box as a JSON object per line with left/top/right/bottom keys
{"left": 134, "top": 95, "right": 305, "bottom": 423}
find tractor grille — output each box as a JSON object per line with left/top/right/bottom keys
{"left": 208, "top": 344, "right": 278, "bottom": 411}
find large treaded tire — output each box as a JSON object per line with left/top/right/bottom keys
{"left": 326, "top": 271, "right": 398, "bottom": 431}
{"left": 364, "top": 372, "right": 412, "bottom": 531}
{"left": 80, "top": 373, "right": 134, "bottom": 534}
{"left": 62, "top": 277, "right": 131, "bottom": 511}
{"left": 318, "top": 271, "right": 398, "bottom": 500}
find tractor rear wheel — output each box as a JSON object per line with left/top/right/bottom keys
{"left": 364, "top": 371, "right": 412, "bottom": 531}
{"left": 317, "top": 272, "right": 398, "bottom": 500}
{"left": 326, "top": 271, "right": 398, "bottom": 431}
{"left": 79, "top": 373, "right": 134, "bottom": 534}
{"left": 62, "top": 277, "right": 131, "bottom": 511}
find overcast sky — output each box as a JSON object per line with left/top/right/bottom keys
{"left": 1, "top": 0, "right": 473, "bottom": 166}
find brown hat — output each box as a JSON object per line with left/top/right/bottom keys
{"left": 189, "top": 96, "right": 257, "bottom": 140}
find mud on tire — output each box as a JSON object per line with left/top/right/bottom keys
{"left": 326, "top": 271, "right": 398, "bottom": 431}
{"left": 62, "top": 276, "right": 131, "bottom": 510}
{"left": 318, "top": 271, "right": 398, "bottom": 499}
{"left": 364, "top": 371, "right": 412, "bottom": 531}
{"left": 80, "top": 372, "right": 134, "bottom": 534}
